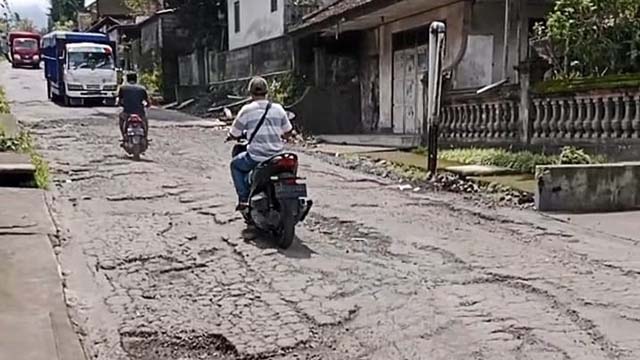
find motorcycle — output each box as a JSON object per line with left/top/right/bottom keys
{"left": 227, "top": 110, "right": 312, "bottom": 249}
{"left": 122, "top": 114, "right": 148, "bottom": 161}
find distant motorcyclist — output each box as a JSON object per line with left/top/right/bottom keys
{"left": 117, "top": 73, "right": 150, "bottom": 140}
{"left": 227, "top": 76, "right": 294, "bottom": 211}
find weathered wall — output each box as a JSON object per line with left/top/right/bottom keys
{"left": 536, "top": 162, "right": 640, "bottom": 212}
{"left": 457, "top": 0, "right": 553, "bottom": 89}
{"left": 97, "top": 0, "right": 129, "bottom": 17}
{"left": 359, "top": 30, "right": 380, "bottom": 132}
{"left": 140, "top": 19, "right": 159, "bottom": 55}
{"left": 227, "top": 0, "right": 285, "bottom": 50}
{"left": 136, "top": 14, "right": 187, "bottom": 102}
{"left": 378, "top": 1, "right": 469, "bottom": 132}
{"left": 208, "top": 36, "right": 292, "bottom": 83}
{"left": 293, "top": 85, "right": 362, "bottom": 135}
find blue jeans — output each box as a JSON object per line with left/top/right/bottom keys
{"left": 230, "top": 151, "right": 259, "bottom": 203}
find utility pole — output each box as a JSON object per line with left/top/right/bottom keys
{"left": 426, "top": 21, "right": 446, "bottom": 175}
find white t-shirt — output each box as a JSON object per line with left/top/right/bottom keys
{"left": 229, "top": 100, "right": 293, "bottom": 162}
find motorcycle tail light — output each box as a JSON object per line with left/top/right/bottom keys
{"left": 128, "top": 115, "right": 143, "bottom": 123}
{"left": 276, "top": 156, "right": 297, "bottom": 171}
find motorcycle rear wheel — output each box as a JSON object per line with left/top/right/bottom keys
{"left": 131, "top": 143, "right": 142, "bottom": 161}
{"left": 276, "top": 199, "right": 296, "bottom": 249}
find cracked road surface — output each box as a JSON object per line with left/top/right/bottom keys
{"left": 3, "top": 64, "right": 640, "bottom": 360}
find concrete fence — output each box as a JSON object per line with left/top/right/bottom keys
{"left": 535, "top": 162, "right": 640, "bottom": 213}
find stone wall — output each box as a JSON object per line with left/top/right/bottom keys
{"left": 536, "top": 162, "right": 640, "bottom": 212}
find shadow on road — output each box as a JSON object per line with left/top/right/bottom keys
{"left": 241, "top": 228, "right": 315, "bottom": 259}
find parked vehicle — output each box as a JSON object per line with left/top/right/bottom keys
{"left": 8, "top": 32, "right": 41, "bottom": 69}
{"left": 122, "top": 114, "right": 148, "bottom": 161}
{"left": 41, "top": 31, "right": 118, "bottom": 106}
{"left": 227, "top": 111, "right": 312, "bottom": 249}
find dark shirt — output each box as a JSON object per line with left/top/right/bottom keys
{"left": 118, "top": 84, "right": 148, "bottom": 116}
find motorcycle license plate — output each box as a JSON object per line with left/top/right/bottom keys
{"left": 128, "top": 128, "right": 145, "bottom": 136}
{"left": 131, "top": 136, "right": 140, "bottom": 144}
{"left": 274, "top": 183, "right": 307, "bottom": 199}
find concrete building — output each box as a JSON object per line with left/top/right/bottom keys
{"left": 228, "top": 0, "right": 287, "bottom": 50}
{"left": 289, "top": 0, "right": 555, "bottom": 141}
{"left": 207, "top": 0, "right": 329, "bottom": 85}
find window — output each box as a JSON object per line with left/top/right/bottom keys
{"left": 13, "top": 38, "right": 38, "bottom": 50}
{"left": 234, "top": 1, "right": 240, "bottom": 33}
{"left": 67, "top": 50, "right": 114, "bottom": 70}
{"left": 271, "top": 0, "right": 277, "bottom": 12}
{"left": 392, "top": 25, "right": 429, "bottom": 51}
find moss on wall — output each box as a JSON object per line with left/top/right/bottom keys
{"left": 533, "top": 73, "right": 640, "bottom": 95}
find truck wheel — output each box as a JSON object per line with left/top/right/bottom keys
{"left": 63, "top": 95, "right": 70, "bottom": 107}
{"left": 47, "top": 82, "right": 52, "bottom": 100}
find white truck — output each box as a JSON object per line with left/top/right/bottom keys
{"left": 42, "top": 31, "right": 118, "bottom": 106}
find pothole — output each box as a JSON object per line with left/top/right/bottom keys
{"left": 120, "top": 331, "right": 238, "bottom": 360}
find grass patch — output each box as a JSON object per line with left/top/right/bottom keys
{"left": 435, "top": 147, "right": 604, "bottom": 174}
{"left": 437, "top": 148, "right": 556, "bottom": 174}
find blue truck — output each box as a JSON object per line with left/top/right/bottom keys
{"left": 42, "top": 31, "right": 118, "bottom": 106}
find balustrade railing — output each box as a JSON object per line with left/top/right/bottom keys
{"left": 531, "top": 92, "right": 640, "bottom": 139}
{"left": 440, "top": 100, "right": 520, "bottom": 140}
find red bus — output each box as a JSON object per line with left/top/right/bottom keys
{"left": 9, "top": 32, "right": 42, "bottom": 69}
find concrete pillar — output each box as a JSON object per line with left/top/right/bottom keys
{"left": 378, "top": 23, "right": 393, "bottom": 130}
{"left": 519, "top": 64, "right": 531, "bottom": 144}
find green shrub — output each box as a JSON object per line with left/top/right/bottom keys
{"left": 0, "top": 86, "right": 10, "bottom": 114}
{"left": 558, "top": 146, "right": 592, "bottom": 164}
{"left": 532, "top": 0, "right": 640, "bottom": 78}
{"left": 140, "top": 66, "right": 162, "bottom": 95}
{"left": 269, "top": 73, "right": 304, "bottom": 106}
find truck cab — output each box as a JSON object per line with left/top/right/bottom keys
{"left": 8, "top": 32, "right": 41, "bottom": 69}
{"left": 42, "top": 31, "right": 118, "bottom": 106}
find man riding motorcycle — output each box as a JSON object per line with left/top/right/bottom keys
{"left": 117, "top": 73, "right": 150, "bottom": 141}
{"left": 227, "top": 77, "right": 295, "bottom": 211}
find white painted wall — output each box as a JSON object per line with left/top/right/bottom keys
{"left": 227, "top": 0, "right": 285, "bottom": 50}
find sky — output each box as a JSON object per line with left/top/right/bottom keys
{"left": 8, "top": 0, "right": 94, "bottom": 29}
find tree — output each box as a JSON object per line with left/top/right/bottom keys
{"left": 13, "top": 18, "right": 37, "bottom": 33}
{"left": 52, "top": 19, "right": 74, "bottom": 31}
{"left": 533, "top": 0, "right": 640, "bottom": 78}
{"left": 49, "top": 0, "right": 82, "bottom": 29}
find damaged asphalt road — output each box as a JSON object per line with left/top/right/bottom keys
{"left": 4, "top": 67, "right": 640, "bottom": 360}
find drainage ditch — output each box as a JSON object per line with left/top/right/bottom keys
{"left": 0, "top": 153, "right": 37, "bottom": 188}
